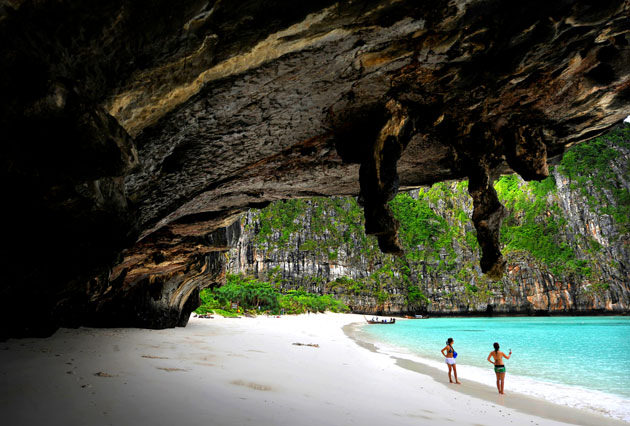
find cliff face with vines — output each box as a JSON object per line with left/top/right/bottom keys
{"left": 229, "top": 127, "right": 630, "bottom": 315}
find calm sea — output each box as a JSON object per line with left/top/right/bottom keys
{"left": 358, "top": 316, "right": 630, "bottom": 422}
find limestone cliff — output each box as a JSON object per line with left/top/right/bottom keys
{"left": 229, "top": 126, "right": 630, "bottom": 315}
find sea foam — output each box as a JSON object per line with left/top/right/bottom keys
{"left": 357, "top": 330, "right": 630, "bottom": 422}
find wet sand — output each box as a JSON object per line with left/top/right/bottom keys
{"left": 344, "top": 322, "right": 628, "bottom": 426}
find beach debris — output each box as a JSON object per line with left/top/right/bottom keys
{"left": 141, "top": 355, "right": 169, "bottom": 359}
{"left": 156, "top": 367, "right": 187, "bottom": 372}
{"left": 94, "top": 371, "right": 115, "bottom": 377}
{"left": 194, "top": 314, "right": 214, "bottom": 319}
{"left": 292, "top": 342, "right": 319, "bottom": 348}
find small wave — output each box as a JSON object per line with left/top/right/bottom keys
{"left": 356, "top": 330, "right": 630, "bottom": 422}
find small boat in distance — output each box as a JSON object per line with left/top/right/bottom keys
{"left": 365, "top": 316, "right": 396, "bottom": 324}
{"left": 405, "top": 314, "right": 430, "bottom": 319}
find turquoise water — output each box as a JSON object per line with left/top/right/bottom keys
{"left": 360, "top": 316, "right": 630, "bottom": 420}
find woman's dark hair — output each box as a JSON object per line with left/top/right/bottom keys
{"left": 493, "top": 342, "right": 500, "bottom": 353}
{"left": 446, "top": 337, "right": 454, "bottom": 345}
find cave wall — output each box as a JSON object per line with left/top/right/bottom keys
{"left": 1, "top": 0, "right": 630, "bottom": 337}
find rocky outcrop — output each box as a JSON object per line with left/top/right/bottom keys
{"left": 229, "top": 128, "right": 630, "bottom": 315}
{"left": 2, "top": 1, "right": 630, "bottom": 336}
{"left": 86, "top": 220, "right": 241, "bottom": 328}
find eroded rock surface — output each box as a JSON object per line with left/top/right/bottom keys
{"left": 1, "top": 0, "right": 629, "bottom": 337}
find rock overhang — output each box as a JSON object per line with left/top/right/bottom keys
{"left": 1, "top": 0, "right": 629, "bottom": 337}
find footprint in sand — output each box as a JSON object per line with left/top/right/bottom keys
{"left": 141, "top": 355, "right": 169, "bottom": 359}
{"left": 156, "top": 367, "right": 187, "bottom": 372}
{"left": 94, "top": 372, "right": 116, "bottom": 377}
{"left": 230, "top": 380, "right": 272, "bottom": 391}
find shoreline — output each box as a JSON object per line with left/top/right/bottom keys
{"left": 356, "top": 311, "right": 630, "bottom": 318}
{"left": 343, "top": 320, "right": 629, "bottom": 426}
{"left": 1, "top": 313, "right": 627, "bottom": 426}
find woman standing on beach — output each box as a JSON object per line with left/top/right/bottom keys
{"left": 441, "top": 337, "right": 461, "bottom": 384}
{"left": 487, "top": 342, "right": 511, "bottom": 394}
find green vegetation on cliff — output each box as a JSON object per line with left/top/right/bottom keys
{"left": 557, "top": 125, "right": 630, "bottom": 233}
{"left": 494, "top": 173, "right": 583, "bottom": 276}
{"left": 253, "top": 197, "right": 379, "bottom": 261}
{"left": 389, "top": 191, "right": 451, "bottom": 259}
{"left": 495, "top": 125, "right": 630, "bottom": 276}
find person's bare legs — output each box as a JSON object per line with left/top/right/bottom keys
{"left": 447, "top": 364, "right": 453, "bottom": 383}
{"left": 452, "top": 364, "right": 461, "bottom": 384}
{"left": 495, "top": 372, "right": 501, "bottom": 393}
{"left": 499, "top": 372, "right": 506, "bottom": 394}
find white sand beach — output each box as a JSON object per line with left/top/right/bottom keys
{"left": 0, "top": 313, "right": 626, "bottom": 426}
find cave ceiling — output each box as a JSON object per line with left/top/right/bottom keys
{"left": 1, "top": 0, "right": 629, "bottom": 337}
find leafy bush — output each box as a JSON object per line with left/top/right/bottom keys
{"left": 213, "top": 309, "right": 241, "bottom": 318}
{"left": 195, "top": 274, "right": 349, "bottom": 315}
{"left": 279, "top": 290, "right": 349, "bottom": 314}
{"left": 213, "top": 274, "right": 279, "bottom": 310}
{"left": 407, "top": 283, "right": 430, "bottom": 305}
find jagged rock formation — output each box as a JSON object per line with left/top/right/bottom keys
{"left": 2, "top": 0, "right": 630, "bottom": 337}
{"left": 229, "top": 127, "right": 630, "bottom": 315}
{"left": 91, "top": 220, "right": 241, "bottom": 328}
